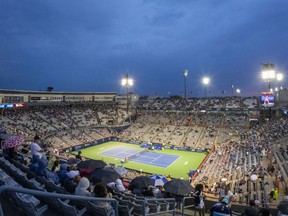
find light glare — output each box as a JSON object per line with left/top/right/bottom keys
{"left": 202, "top": 77, "right": 210, "bottom": 85}
{"left": 276, "top": 73, "right": 283, "bottom": 81}
{"left": 183, "top": 70, "right": 188, "bottom": 77}
{"left": 261, "top": 70, "right": 275, "bottom": 80}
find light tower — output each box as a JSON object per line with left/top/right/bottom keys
{"left": 202, "top": 76, "right": 210, "bottom": 98}
{"left": 183, "top": 70, "right": 188, "bottom": 99}
{"left": 261, "top": 63, "right": 275, "bottom": 91}
{"left": 121, "top": 74, "right": 133, "bottom": 114}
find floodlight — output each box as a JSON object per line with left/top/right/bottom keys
{"left": 276, "top": 73, "right": 283, "bottom": 81}
{"left": 183, "top": 70, "right": 188, "bottom": 77}
{"left": 202, "top": 77, "right": 210, "bottom": 85}
{"left": 128, "top": 78, "right": 133, "bottom": 86}
{"left": 261, "top": 70, "right": 275, "bottom": 80}
{"left": 121, "top": 78, "right": 126, "bottom": 86}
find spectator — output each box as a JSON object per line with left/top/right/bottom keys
{"left": 210, "top": 198, "right": 231, "bottom": 216}
{"left": 75, "top": 151, "right": 82, "bottom": 161}
{"left": 93, "top": 183, "right": 113, "bottom": 208}
{"left": 194, "top": 183, "right": 205, "bottom": 216}
{"left": 57, "top": 163, "right": 69, "bottom": 184}
{"left": 273, "top": 187, "right": 279, "bottom": 200}
{"left": 64, "top": 175, "right": 81, "bottom": 193}
{"left": 243, "top": 200, "right": 259, "bottom": 216}
{"left": 51, "top": 160, "right": 60, "bottom": 172}
{"left": 75, "top": 177, "right": 91, "bottom": 197}
{"left": 107, "top": 178, "right": 126, "bottom": 193}
{"left": 30, "top": 135, "right": 43, "bottom": 159}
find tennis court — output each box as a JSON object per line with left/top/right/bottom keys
{"left": 100, "top": 146, "right": 179, "bottom": 168}
{"left": 75, "top": 141, "right": 208, "bottom": 179}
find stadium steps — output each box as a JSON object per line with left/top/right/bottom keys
{"left": 65, "top": 111, "right": 80, "bottom": 127}
{"left": 164, "top": 127, "right": 178, "bottom": 144}
{"left": 34, "top": 112, "right": 59, "bottom": 130}
{"left": 139, "top": 124, "right": 156, "bottom": 140}
{"left": 178, "top": 127, "right": 191, "bottom": 147}
{"left": 195, "top": 128, "right": 205, "bottom": 148}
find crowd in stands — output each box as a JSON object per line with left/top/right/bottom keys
{"left": 0, "top": 97, "right": 287, "bottom": 216}
{"left": 136, "top": 96, "right": 258, "bottom": 110}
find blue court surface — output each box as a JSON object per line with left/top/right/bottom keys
{"left": 100, "top": 147, "right": 180, "bottom": 168}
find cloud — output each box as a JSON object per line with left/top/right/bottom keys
{"left": 0, "top": 0, "right": 287, "bottom": 96}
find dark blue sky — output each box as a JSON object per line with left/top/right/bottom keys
{"left": 0, "top": 0, "right": 288, "bottom": 97}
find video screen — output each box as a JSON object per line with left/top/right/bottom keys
{"left": 260, "top": 93, "right": 274, "bottom": 107}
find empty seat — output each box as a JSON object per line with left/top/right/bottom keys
{"left": 118, "top": 204, "right": 134, "bottom": 216}
{"left": 58, "top": 199, "right": 87, "bottom": 216}
{"left": 15, "top": 193, "right": 48, "bottom": 216}
{"left": 89, "top": 201, "right": 115, "bottom": 216}
{"left": 131, "top": 202, "right": 150, "bottom": 216}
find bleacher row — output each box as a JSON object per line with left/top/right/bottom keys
{"left": 136, "top": 97, "right": 258, "bottom": 110}
{"left": 274, "top": 148, "right": 288, "bottom": 183}
{"left": 192, "top": 117, "right": 288, "bottom": 208}
{"left": 118, "top": 111, "right": 249, "bottom": 149}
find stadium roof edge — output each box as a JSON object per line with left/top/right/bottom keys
{"left": 0, "top": 89, "right": 117, "bottom": 95}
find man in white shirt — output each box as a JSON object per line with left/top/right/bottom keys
{"left": 30, "top": 135, "right": 43, "bottom": 159}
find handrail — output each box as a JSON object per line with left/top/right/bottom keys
{"left": 0, "top": 185, "right": 118, "bottom": 216}
{"left": 181, "top": 197, "right": 195, "bottom": 216}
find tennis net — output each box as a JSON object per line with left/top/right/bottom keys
{"left": 127, "top": 149, "right": 148, "bottom": 160}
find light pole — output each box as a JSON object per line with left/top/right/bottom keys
{"left": 121, "top": 74, "right": 133, "bottom": 114}
{"left": 183, "top": 70, "right": 188, "bottom": 100}
{"left": 202, "top": 76, "right": 210, "bottom": 98}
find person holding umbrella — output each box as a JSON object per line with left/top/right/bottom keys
{"left": 3, "top": 135, "right": 25, "bottom": 162}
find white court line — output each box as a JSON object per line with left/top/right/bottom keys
{"left": 184, "top": 161, "right": 188, "bottom": 165}
{"left": 165, "top": 155, "right": 182, "bottom": 168}
{"left": 99, "top": 146, "right": 123, "bottom": 154}
{"left": 150, "top": 154, "right": 162, "bottom": 163}
{"left": 100, "top": 146, "right": 142, "bottom": 159}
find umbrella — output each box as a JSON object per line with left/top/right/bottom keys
{"left": 77, "top": 159, "right": 106, "bottom": 170}
{"left": 89, "top": 166, "right": 120, "bottom": 184}
{"left": 164, "top": 179, "right": 193, "bottom": 196}
{"left": 149, "top": 174, "right": 168, "bottom": 186}
{"left": 278, "top": 201, "right": 288, "bottom": 215}
{"left": 67, "top": 158, "right": 81, "bottom": 166}
{"left": 114, "top": 166, "right": 128, "bottom": 176}
{"left": 130, "top": 176, "right": 152, "bottom": 190}
{"left": 221, "top": 178, "right": 227, "bottom": 182}
{"left": 250, "top": 174, "right": 258, "bottom": 181}
{"left": 3, "top": 135, "right": 24, "bottom": 149}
